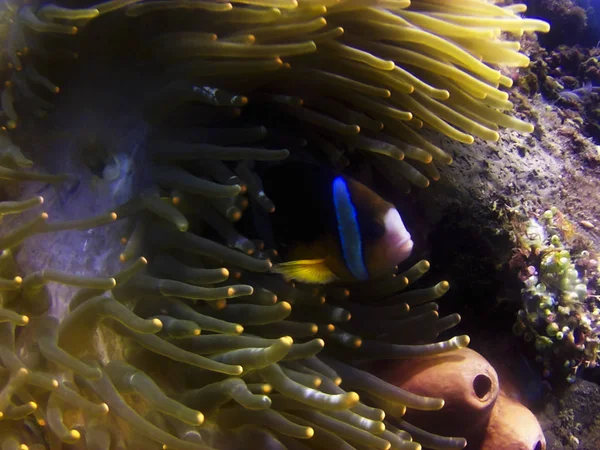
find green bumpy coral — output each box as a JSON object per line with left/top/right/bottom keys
{"left": 0, "top": 0, "right": 548, "bottom": 449}
{"left": 513, "top": 208, "right": 600, "bottom": 383}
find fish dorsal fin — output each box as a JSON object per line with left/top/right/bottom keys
{"left": 271, "top": 259, "right": 339, "bottom": 284}
{"left": 332, "top": 176, "right": 369, "bottom": 281}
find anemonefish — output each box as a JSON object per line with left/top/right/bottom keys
{"left": 261, "top": 161, "right": 414, "bottom": 284}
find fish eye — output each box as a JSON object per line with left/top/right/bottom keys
{"left": 363, "top": 220, "right": 386, "bottom": 240}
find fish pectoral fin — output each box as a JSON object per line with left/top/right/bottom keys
{"left": 271, "top": 259, "right": 338, "bottom": 284}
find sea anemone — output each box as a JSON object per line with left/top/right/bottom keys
{"left": 0, "top": 1, "right": 548, "bottom": 449}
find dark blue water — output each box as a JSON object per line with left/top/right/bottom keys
{"left": 528, "top": 0, "right": 600, "bottom": 48}
{"left": 576, "top": 0, "right": 600, "bottom": 46}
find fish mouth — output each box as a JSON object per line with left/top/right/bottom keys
{"left": 393, "top": 235, "right": 414, "bottom": 252}
{"left": 390, "top": 234, "right": 414, "bottom": 261}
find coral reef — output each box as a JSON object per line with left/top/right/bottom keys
{"left": 511, "top": 207, "right": 600, "bottom": 383}
{"left": 519, "top": 41, "right": 600, "bottom": 144}
{"left": 538, "top": 378, "right": 600, "bottom": 450}
{"left": 0, "top": 0, "right": 551, "bottom": 449}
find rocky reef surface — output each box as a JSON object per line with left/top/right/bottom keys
{"left": 396, "top": 21, "right": 600, "bottom": 447}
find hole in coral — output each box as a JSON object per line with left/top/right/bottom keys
{"left": 534, "top": 441, "right": 544, "bottom": 450}
{"left": 78, "top": 134, "right": 115, "bottom": 179}
{"left": 473, "top": 374, "right": 492, "bottom": 399}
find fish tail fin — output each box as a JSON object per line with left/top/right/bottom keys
{"left": 271, "top": 259, "right": 338, "bottom": 284}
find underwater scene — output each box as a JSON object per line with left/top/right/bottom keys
{"left": 1, "top": 0, "right": 600, "bottom": 448}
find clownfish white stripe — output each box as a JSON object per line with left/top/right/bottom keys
{"left": 332, "top": 176, "right": 369, "bottom": 281}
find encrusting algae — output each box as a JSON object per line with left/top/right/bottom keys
{"left": 0, "top": 0, "right": 549, "bottom": 449}
{"left": 512, "top": 207, "right": 600, "bottom": 384}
